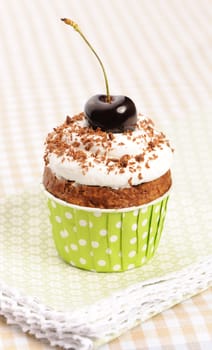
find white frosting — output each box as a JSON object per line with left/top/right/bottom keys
{"left": 45, "top": 114, "right": 173, "bottom": 189}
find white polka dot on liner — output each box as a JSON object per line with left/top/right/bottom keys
{"left": 110, "top": 235, "right": 118, "bottom": 242}
{"left": 91, "top": 241, "right": 99, "bottom": 248}
{"left": 142, "top": 231, "right": 148, "bottom": 239}
{"left": 133, "top": 210, "right": 139, "bottom": 216}
{"left": 142, "top": 244, "right": 147, "bottom": 251}
{"left": 100, "top": 229, "right": 107, "bottom": 236}
{"left": 132, "top": 223, "right": 137, "bottom": 231}
{"left": 70, "top": 244, "right": 78, "bottom": 251}
{"left": 113, "top": 264, "right": 121, "bottom": 271}
{"left": 149, "top": 237, "right": 154, "bottom": 245}
{"left": 79, "top": 257, "right": 86, "bottom": 265}
{"left": 55, "top": 216, "right": 62, "bottom": 223}
{"left": 98, "top": 260, "right": 106, "bottom": 266}
{"left": 64, "top": 245, "right": 69, "bottom": 253}
{"left": 60, "top": 229, "right": 69, "bottom": 238}
{"left": 79, "top": 220, "right": 87, "bottom": 227}
{"left": 79, "top": 239, "right": 87, "bottom": 246}
{"left": 116, "top": 221, "right": 122, "bottom": 228}
{"left": 130, "top": 237, "right": 137, "bottom": 244}
{"left": 155, "top": 205, "right": 160, "bottom": 213}
{"left": 142, "top": 218, "right": 148, "bottom": 226}
{"left": 128, "top": 250, "right": 136, "bottom": 258}
{"left": 65, "top": 212, "right": 73, "bottom": 219}
{"left": 105, "top": 248, "right": 112, "bottom": 254}
{"left": 141, "top": 206, "right": 147, "bottom": 213}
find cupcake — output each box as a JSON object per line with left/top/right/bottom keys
{"left": 42, "top": 19, "right": 174, "bottom": 272}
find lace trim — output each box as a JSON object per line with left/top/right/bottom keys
{"left": 0, "top": 256, "right": 211, "bottom": 350}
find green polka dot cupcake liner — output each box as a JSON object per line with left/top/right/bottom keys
{"left": 44, "top": 190, "right": 170, "bottom": 272}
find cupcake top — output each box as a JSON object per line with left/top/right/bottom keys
{"left": 44, "top": 112, "right": 173, "bottom": 189}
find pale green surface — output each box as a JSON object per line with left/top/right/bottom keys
{"left": 0, "top": 188, "right": 211, "bottom": 312}
{"left": 47, "top": 195, "right": 168, "bottom": 272}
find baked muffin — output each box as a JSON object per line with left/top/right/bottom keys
{"left": 42, "top": 18, "right": 174, "bottom": 272}
{"left": 43, "top": 112, "right": 173, "bottom": 272}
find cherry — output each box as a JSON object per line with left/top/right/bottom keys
{"left": 85, "top": 94, "right": 137, "bottom": 132}
{"left": 61, "top": 18, "right": 137, "bottom": 132}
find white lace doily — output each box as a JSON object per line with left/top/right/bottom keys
{"left": 0, "top": 258, "right": 211, "bottom": 350}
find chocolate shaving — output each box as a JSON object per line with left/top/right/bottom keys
{"left": 119, "top": 154, "right": 130, "bottom": 167}
{"left": 44, "top": 112, "right": 173, "bottom": 180}
{"left": 135, "top": 153, "right": 145, "bottom": 162}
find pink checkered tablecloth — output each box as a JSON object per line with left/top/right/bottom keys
{"left": 0, "top": 0, "right": 211, "bottom": 349}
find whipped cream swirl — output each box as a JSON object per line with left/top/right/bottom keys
{"left": 44, "top": 113, "right": 173, "bottom": 189}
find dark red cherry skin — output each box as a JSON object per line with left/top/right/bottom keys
{"left": 84, "top": 94, "right": 137, "bottom": 133}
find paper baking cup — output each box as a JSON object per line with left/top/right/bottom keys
{"left": 44, "top": 189, "right": 170, "bottom": 272}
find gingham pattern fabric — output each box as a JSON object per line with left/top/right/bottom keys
{"left": 0, "top": 0, "right": 211, "bottom": 349}
{"left": 0, "top": 289, "right": 211, "bottom": 350}
{"left": 100, "top": 289, "right": 212, "bottom": 350}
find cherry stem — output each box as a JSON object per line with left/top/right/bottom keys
{"left": 61, "top": 18, "right": 111, "bottom": 103}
